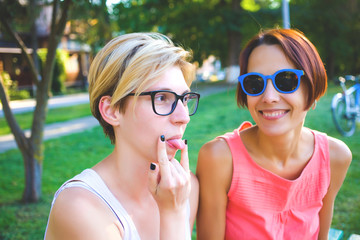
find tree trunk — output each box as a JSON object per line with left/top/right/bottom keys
{"left": 225, "top": 0, "right": 242, "bottom": 83}
{"left": 23, "top": 0, "right": 72, "bottom": 202}
{"left": 326, "top": 50, "right": 335, "bottom": 81}
{"left": 22, "top": 149, "right": 43, "bottom": 202}
{"left": 29, "top": 0, "right": 40, "bottom": 96}
{"left": 0, "top": 75, "right": 40, "bottom": 202}
{"left": 227, "top": 31, "right": 242, "bottom": 67}
{"left": 18, "top": 0, "right": 44, "bottom": 202}
{"left": 0, "top": 0, "right": 73, "bottom": 202}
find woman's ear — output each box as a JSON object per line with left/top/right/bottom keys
{"left": 98, "top": 96, "right": 121, "bottom": 126}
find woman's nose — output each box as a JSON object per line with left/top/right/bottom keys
{"left": 262, "top": 79, "right": 280, "bottom": 103}
{"left": 170, "top": 99, "right": 190, "bottom": 124}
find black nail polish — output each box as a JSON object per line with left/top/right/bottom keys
{"left": 150, "top": 163, "right": 156, "bottom": 170}
{"left": 160, "top": 135, "right": 165, "bottom": 142}
{"left": 184, "top": 139, "right": 188, "bottom": 145}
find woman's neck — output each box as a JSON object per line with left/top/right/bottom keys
{"left": 243, "top": 125, "right": 314, "bottom": 180}
{"left": 258, "top": 128, "right": 302, "bottom": 165}
{"left": 244, "top": 124, "right": 312, "bottom": 167}
{"left": 93, "top": 145, "right": 153, "bottom": 202}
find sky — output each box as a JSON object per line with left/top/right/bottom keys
{"left": 106, "top": 0, "right": 121, "bottom": 8}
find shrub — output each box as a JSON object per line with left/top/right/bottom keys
{"left": 1, "top": 71, "right": 30, "bottom": 100}
{"left": 37, "top": 49, "right": 68, "bottom": 95}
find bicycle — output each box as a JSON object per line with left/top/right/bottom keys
{"left": 331, "top": 74, "right": 360, "bottom": 137}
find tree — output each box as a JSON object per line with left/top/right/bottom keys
{"left": 68, "top": 0, "right": 113, "bottom": 54}
{"left": 113, "top": 0, "right": 280, "bottom": 82}
{"left": 291, "top": 0, "right": 360, "bottom": 78}
{"left": 0, "top": 0, "right": 73, "bottom": 202}
{"left": 113, "top": 0, "right": 360, "bottom": 80}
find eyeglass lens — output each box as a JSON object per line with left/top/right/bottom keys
{"left": 243, "top": 75, "right": 264, "bottom": 95}
{"left": 275, "top": 71, "right": 299, "bottom": 92}
{"left": 153, "top": 91, "right": 199, "bottom": 116}
{"left": 242, "top": 70, "right": 300, "bottom": 95}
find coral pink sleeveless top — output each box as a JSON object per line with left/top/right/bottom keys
{"left": 221, "top": 122, "right": 330, "bottom": 240}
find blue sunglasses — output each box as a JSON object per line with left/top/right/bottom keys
{"left": 238, "top": 69, "right": 304, "bottom": 96}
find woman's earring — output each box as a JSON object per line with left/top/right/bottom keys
{"left": 312, "top": 100, "right": 317, "bottom": 110}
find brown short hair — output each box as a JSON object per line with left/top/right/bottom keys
{"left": 237, "top": 28, "right": 327, "bottom": 109}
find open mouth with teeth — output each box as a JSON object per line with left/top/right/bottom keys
{"left": 260, "top": 110, "right": 288, "bottom": 119}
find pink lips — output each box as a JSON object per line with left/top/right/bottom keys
{"left": 166, "top": 138, "right": 185, "bottom": 150}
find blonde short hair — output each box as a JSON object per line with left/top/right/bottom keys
{"left": 88, "top": 32, "right": 195, "bottom": 144}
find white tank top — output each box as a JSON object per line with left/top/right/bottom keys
{"left": 44, "top": 169, "right": 191, "bottom": 240}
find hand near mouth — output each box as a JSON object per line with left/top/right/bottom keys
{"left": 148, "top": 135, "right": 191, "bottom": 240}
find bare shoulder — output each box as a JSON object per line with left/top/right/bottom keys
{"left": 46, "top": 187, "right": 123, "bottom": 240}
{"left": 326, "top": 136, "right": 352, "bottom": 193}
{"left": 198, "top": 137, "right": 232, "bottom": 165}
{"left": 327, "top": 136, "right": 352, "bottom": 168}
{"left": 196, "top": 137, "right": 233, "bottom": 239}
{"left": 196, "top": 137, "right": 232, "bottom": 191}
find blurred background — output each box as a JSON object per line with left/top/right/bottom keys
{"left": 1, "top": 0, "right": 359, "bottom": 99}
{"left": 0, "top": 0, "right": 359, "bottom": 239}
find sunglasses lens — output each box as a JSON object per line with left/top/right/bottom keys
{"left": 275, "top": 71, "right": 299, "bottom": 92}
{"left": 243, "top": 75, "right": 265, "bottom": 95}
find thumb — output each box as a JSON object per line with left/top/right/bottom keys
{"left": 148, "top": 162, "right": 159, "bottom": 196}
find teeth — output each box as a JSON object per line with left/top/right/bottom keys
{"left": 262, "top": 111, "right": 285, "bottom": 117}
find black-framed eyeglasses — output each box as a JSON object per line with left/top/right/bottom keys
{"left": 127, "top": 90, "right": 200, "bottom": 116}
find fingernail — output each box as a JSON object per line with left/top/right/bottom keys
{"left": 150, "top": 163, "right": 156, "bottom": 170}
{"left": 160, "top": 135, "right": 165, "bottom": 142}
{"left": 184, "top": 139, "right": 188, "bottom": 145}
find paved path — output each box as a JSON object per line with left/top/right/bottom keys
{"left": 0, "top": 92, "right": 90, "bottom": 117}
{"left": 0, "top": 116, "right": 99, "bottom": 153}
{"left": 0, "top": 82, "right": 236, "bottom": 153}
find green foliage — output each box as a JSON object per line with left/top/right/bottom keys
{"left": 0, "top": 83, "right": 359, "bottom": 238}
{"left": 110, "top": 0, "right": 359, "bottom": 77}
{"left": 0, "top": 0, "right": 29, "bottom": 37}
{"left": 37, "top": 49, "right": 68, "bottom": 94}
{"left": 0, "top": 127, "right": 112, "bottom": 240}
{"left": 68, "top": 0, "right": 112, "bottom": 54}
{"left": 241, "top": 0, "right": 260, "bottom": 11}
{"left": 113, "top": 0, "right": 280, "bottom": 66}
{"left": 289, "top": 0, "right": 360, "bottom": 77}
{"left": 0, "top": 71, "right": 30, "bottom": 100}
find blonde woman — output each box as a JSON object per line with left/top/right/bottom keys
{"left": 44, "top": 33, "right": 199, "bottom": 240}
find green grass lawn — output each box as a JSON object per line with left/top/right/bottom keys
{"left": 0, "top": 82, "right": 359, "bottom": 239}
{"left": 0, "top": 103, "right": 92, "bottom": 135}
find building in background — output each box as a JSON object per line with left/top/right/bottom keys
{"left": 0, "top": 4, "right": 91, "bottom": 92}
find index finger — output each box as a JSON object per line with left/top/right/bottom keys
{"left": 180, "top": 139, "right": 189, "bottom": 173}
{"left": 157, "top": 135, "right": 171, "bottom": 182}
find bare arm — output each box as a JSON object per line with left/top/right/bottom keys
{"left": 45, "top": 188, "right": 124, "bottom": 240}
{"left": 196, "top": 138, "right": 233, "bottom": 240}
{"left": 318, "top": 137, "right": 352, "bottom": 239}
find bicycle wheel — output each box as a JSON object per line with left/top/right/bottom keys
{"left": 331, "top": 93, "right": 356, "bottom": 137}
